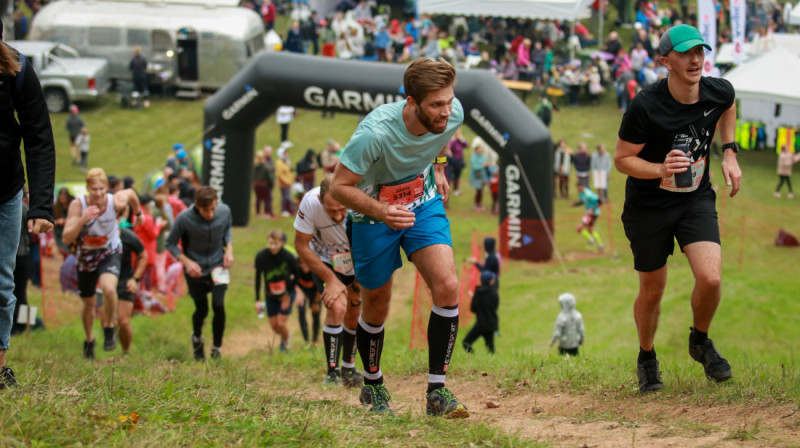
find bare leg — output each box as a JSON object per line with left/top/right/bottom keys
{"left": 409, "top": 244, "right": 459, "bottom": 309}
{"left": 81, "top": 295, "right": 97, "bottom": 341}
{"left": 633, "top": 265, "right": 668, "bottom": 351}
{"left": 118, "top": 300, "right": 134, "bottom": 354}
{"left": 99, "top": 273, "right": 120, "bottom": 329}
{"left": 683, "top": 242, "right": 722, "bottom": 332}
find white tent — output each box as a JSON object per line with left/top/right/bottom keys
{"left": 717, "top": 33, "right": 800, "bottom": 65}
{"left": 723, "top": 46, "right": 800, "bottom": 143}
{"left": 790, "top": 2, "right": 800, "bottom": 25}
{"left": 418, "top": 0, "right": 595, "bottom": 21}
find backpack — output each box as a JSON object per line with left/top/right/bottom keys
{"left": 537, "top": 102, "right": 551, "bottom": 124}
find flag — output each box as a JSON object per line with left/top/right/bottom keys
{"left": 730, "top": 0, "right": 747, "bottom": 65}
{"left": 698, "top": 0, "right": 717, "bottom": 76}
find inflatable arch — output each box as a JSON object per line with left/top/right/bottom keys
{"left": 202, "top": 52, "right": 554, "bottom": 261}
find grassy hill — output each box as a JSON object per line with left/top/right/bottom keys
{"left": 4, "top": 65, "right": 800, "bottom": 447}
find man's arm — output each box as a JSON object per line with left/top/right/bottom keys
{"left": 62, "top": 199, "right": 89, "bottom": 246}
{"left": 295, "top": 230, "right": 346, "bottom": 307}
{"left": 330, "top": 163, "right": 415, "bottom": 229}
{"left": 127, "top": 246, "right": 148, "bottom": 293}
{"left": 717, "top": 102, "right": 742, "bottom": 197}
{"left": 18, "top": 59, "right": 56, "bottom": 231}
{"left": 114, "top": 189, "right": 143, "bottom": 226}
{"left": 433, "top": 143, "right": 450, "bottom": 202}
{"left": 165, "top": 215, "right": 202, "bottom": 278}
{"left": 614, "top": 137, "right": 689, "bottom": 180}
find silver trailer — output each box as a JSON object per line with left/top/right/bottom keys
{"left": 29, "top": 0, "right": 266, "bottom": 94}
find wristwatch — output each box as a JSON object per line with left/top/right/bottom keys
{"left": 722, "top": 142, "right": 739, "bottom": 153}
{"left": 433, "top": 156, "right": 448, "bottom": 164}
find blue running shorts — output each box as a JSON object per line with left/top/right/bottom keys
{"left": 348, "top": 197, "right": 452, "bottom": 290}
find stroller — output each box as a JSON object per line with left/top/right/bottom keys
{"left": 118, "top": 80, "right": 144, "bottom": 109}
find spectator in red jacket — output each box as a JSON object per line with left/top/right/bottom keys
{"left": 133, "top": 195, "right": 163, "bottom": 291}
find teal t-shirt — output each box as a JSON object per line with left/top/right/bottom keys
{"left": 580, "top": 188, "right": 601, "bottom": 216}
{"left": 340, "top": 98, "right": 464, "bottom": 223}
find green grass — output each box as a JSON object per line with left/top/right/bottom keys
{"left": 7, "top": 43, "right": 800, "bottom": 446}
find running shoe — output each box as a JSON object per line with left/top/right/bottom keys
{"left": 426, "top": 387, "right": 469, "bottom": 418}
{"left": 689, "top": 329, "right": 732, "bottom": 382}
{"left": 83, "top": 339, "right": 96, "bottom": 360}
{"left": 0, "top": 366, "right": 18, "bottom": 389}
{"left": 210, "top": 346, "right": 221, "bottom": 360}
{"left": 341, "top": 367, "right": 363, "bottom": 388}
{"left": 637, "top": 359, "right": 664, "bottom": 392}
{"left": 359, "top": 383, "right": 393, "bottom": 414}
{"left": 192, "top": 334, "right": 205, "bottom": 361}
{"left": 103, "top": 327, "right": 117, "bottom": 351}
{"left": 323, "top": 370, "right": 341, "bottom": 386}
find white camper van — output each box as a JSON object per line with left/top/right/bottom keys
{"left": 29, "top": 0, "right": 266, "bottom": 95}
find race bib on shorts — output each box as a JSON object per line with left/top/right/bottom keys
{"left": 659, "top": 157, "right": 706, "bottom": 193}
{"left": 331, "top": 251, "right": 353, "bottom": 275}
{"left": 268, "top": 280, "right": 287, "bottom": 295}
{"left": 82, "top": 235, "right": 108, "bottom": 250}
{"left": 378, "top": 175, "right": 424, "bottom": 207}
{"left": 211, "top": 266, "right": 230, "bottom": 285}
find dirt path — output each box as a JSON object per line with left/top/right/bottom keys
{"left": 223, "top": 264, "right": 799, "bottom": 447}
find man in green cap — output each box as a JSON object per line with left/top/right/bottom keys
{"left": 614, "top": 24, "right": 742, "bottom": 392}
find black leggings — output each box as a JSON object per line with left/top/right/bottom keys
{"left": 776, "top": 175, "right": 793, "bottom": 193}
{"left": 186, "top": 278, "right": 227, "bottom": 347}
{"left": 297, "top": 300, "right": 321, "bottom": 343}
{"left": 462, "top": 325, "right": 495, "bottom": 353}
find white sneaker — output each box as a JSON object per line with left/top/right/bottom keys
{"left": 774, "top": 191, "right": 782, "bottom": 198}
{"left": 281, "top": 211, "right": 290, "bottom": 217}
{"left": 789, "top": 193, "right": 795, "bottom": 199}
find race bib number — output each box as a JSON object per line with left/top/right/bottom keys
{"left": 378, "top": 175, "right": 424, "bottom": 207}
{"left": 659, "top": 157, "right": 706, "bottom": 193}
{"left": 331, "top": 252, "right": 353, "bottom": 275}
{"left": 211, "top": 267, "right": 230, "bottom": 285}
{"left": 268, "top": 280, "right": 287, "bottom": 295}
{"left": 82, "top": 235, "right": 108, "bottom": 250}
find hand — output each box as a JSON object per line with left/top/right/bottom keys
{"left": 660, "top": 149, "right": 691, "bottom": 178}
{"left": 82, "top": 205, "right": 101, "bottom": 223}
{"left": 184, "top": 259, "right": 202, "bottom": 278}
{"left": 28, "top": 218, "right": 53, "bottom": 234}
{"left": 133, "top": 213, "right": 145, "bottom": 227}
{"left": 321, "top": 278, "right": 347, "bottom": 308}
{"left": 721, "top": 152, "right": 742, "bottom": 197}
{"left": 434, "top": 164, "right": 450, "bottom": 202}
{"left": 280, "top": 295, "right": 290, "bottom": 311}
{"left": 467, "top": 256, "right": 477, "bottom": 264}
{"left": 126, "top": 278, "right": 138, "bottom": 293}
{"left": 155, "top": 217, "right": 165, "bottom": 228}
{"left": 380, "top": 204, "right": 415, "bottom": 230}
{"left": 255, "top": 301, "right": 265, "bottom": 313}
{"left": 295, "top": 291, "right": 305, "bottom": 307}
{"left": 223, "top": 250, "right": 234, "bottom": 268}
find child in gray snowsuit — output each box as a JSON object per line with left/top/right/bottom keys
{"left": 549, "top": 293, "right": 585, "bottom": 356}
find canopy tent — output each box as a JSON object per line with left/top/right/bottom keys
{"left": 723, "top": 46, "right": 800, "bottom": 143}
{"left": 418, "top": 0, "right": 595, "bottom": 21}
{"left": 791, "top": 2, "right": 800, "bottom": 25}
{"left": 716, "top": 33, "right": 800, "bottom": 65}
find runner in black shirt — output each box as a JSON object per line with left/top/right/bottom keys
{"left": 615, "top": 24, "right": 742, "bottom": 392}
{"left": 117, "top": 227, "right": 147, "bottom": 355}
{"left": 254, "top": 229, "right": 300, "bottom": 352}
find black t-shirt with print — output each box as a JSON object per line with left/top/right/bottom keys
{"left": 618, "top": 77, "right": 735, "bottom": 209}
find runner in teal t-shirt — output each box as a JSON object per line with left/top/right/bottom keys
{"left": 331, "top": 57, "right": 469, "bottom": 419}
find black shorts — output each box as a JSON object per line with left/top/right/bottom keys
{"left": 116, "top": 280, "right": 134, "bottom": 302}
{"left": 77, "top": 253, "right": 122, "bottom": 298}
{"left": 622, "top": 188, "right": 720, "bottom": 272}
{"left": 266, "top": 290, "right": 295, "bottom": 317}
{"left": 310, "top": 262, "right": 359, "bottom": 305}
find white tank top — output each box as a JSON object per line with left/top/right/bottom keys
{"left": 79, "top": 193, "right": 121, "bottom": 251}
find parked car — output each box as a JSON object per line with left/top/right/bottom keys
{"left": 7, "top": 40, "right": 111, "bottom": 113}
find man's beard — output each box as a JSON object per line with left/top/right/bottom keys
{"left": 415, "top": 107, "right": 447, "bottom": 134}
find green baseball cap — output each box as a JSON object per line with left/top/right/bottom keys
{"left": 658, "top": 24, "right": 712, "bottom": 55}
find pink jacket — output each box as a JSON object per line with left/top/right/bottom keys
{"left": 777, "top": 150, "right": 800, "bottom": 176}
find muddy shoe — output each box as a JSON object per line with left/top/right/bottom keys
{"left": 192, "top": 334, "right": 205, "bottom": 361}
{"left": 83, "top": 339, "right": 96, "bottom": 360}
{"left": 689, "top": 330, "right": 732, "bottom": 382}
{"left": 341, "top": 367, "right": 363, "bottom": 388}
{"left": 426, "top": 386, "right": 469, "bottom": 418}
{"left": 637, "top": 359, "right": 664, "bottom": 392}
{"left": 360, "top": 383, "right": 393, "bottom": 414}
